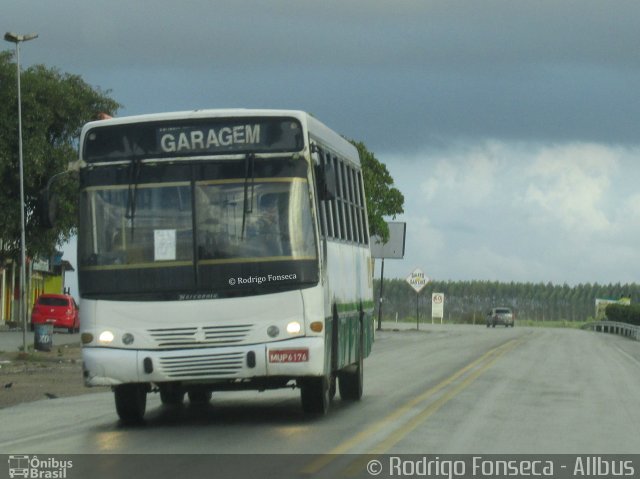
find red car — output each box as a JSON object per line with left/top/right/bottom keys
{"left": 30, "top": 294, "right": 80, "bottom": 334}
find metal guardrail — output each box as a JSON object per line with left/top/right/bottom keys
{"left": 582, "top": 320, "right": 640, "bottom": 341}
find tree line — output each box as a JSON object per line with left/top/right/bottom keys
{"left": 374, "top": 278, "right": 640, "bottom": 323}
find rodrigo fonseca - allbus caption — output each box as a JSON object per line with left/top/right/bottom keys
{"left": 368, "top": 456, "right": 635, "bottom": 477}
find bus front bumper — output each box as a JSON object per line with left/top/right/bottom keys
{"left": 83, "top": 337, "right": 326, "bottom": 387}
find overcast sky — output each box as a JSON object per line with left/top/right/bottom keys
{"left": 5, "top": 0, "right": 640, "bottom": 291}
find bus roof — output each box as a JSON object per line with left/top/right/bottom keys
{"left": 82, "top": 109, "right": 360, "bottom": 166}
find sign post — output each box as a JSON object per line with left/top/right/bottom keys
{"left": 432, "top": 292, "right": 444, "bottom": 324}
{"left": 406, "top": 268, "right": 428, "bottom": 329}
{"left": 371, "top": 222, "right": 406, "bottom": 330}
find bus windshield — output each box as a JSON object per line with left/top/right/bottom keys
{"left": 78, "top": 158, "right": 318, "bottom": 299}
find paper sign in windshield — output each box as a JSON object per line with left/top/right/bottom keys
{"left": 154, "top": 229, "right": 176, "bottom": 261}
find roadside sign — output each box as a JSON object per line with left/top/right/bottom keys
{"left": 432, "top": 292, "right": 444, "bottom": 322}
{"left": 370, "top": 222, "right": 406, "bottom": 259}
{"left": 406, "top": 268, "right": 428, "bottom": 293}
{"left": 407, "top": 268, "right": 429, "bottom": 329}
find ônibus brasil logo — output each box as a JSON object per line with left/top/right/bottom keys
{"left": 8, "top": 455, "right": 73, "bottom": 478}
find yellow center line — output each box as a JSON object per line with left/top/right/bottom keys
{"left": 343, "top": 338, "right": 522, "bottom": 476}
{"left": 300, "top": 338, "right": 522, "bottom": 476}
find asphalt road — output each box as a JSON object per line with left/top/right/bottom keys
{"left": 1, "top": 324, "right": 639, "bottom": 476}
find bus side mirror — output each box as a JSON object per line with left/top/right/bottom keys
{"left": 39, "top": 186, "right": 58, "bottom": 229}
{"left": 39, "top": 169, "right": 73, "bottom": 229}
{"left": 316, "top": 163, "right": 337, "bottom": 201}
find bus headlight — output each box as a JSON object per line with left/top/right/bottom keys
{"left": 286, "top": 321, "right": 301, "bottom": 334}
{"left": 122, "top": 333, "right": 135, "bottom": 345}
{"left": 98, "top": 330, "right": 115, "bottom": 344}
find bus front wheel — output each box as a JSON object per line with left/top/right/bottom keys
{"left": 114, "top": 383, "right": 148, "bottom": 424}
{"left": 300, "top": 376, "right": 330, "bottom": 415}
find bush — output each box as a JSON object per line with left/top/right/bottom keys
{"left": 605, "top": 304, "right": 640, "bottom": 326}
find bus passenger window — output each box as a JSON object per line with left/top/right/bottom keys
{"left": 252, "top": 194, "right": 285, "bottom": 256}
{"left": 195, "top": 187, "right": 229, "bottom": 260}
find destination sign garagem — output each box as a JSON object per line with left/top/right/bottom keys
{"left": 83, "top": 117, "right": 303, "bottom": 163}
{"left": 159, "top": 124, "right": 261, "bottom": 152}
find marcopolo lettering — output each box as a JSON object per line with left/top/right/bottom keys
{"left": 160, "top": 124, "right": 261, "bottom": 153}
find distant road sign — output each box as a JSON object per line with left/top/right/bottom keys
{"left": 406, "top": 268, "right": 428, "bottom": 293}
{"left": 432, "top": 292, "right": 444, "bottom": 320}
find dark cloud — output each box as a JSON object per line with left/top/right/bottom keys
{"left": 5, "top": 1, "right": 640, "bottom": 151}
{"left": 6, "top": 0, "right": 640, "bottom": 284}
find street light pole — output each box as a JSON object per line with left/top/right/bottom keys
{"left": 4, "top": 32, "right": 38, "bottom": 353}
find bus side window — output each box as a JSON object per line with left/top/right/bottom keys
{"left": 347, "top": 166, "right": 360, "bottom": 244}
{"left": 323, "top": 151, "right": 335, "bottom": 238}
{"left": 330, "top": 155, "right": 342, "bottom": 240}
{"left": 356, "top": 171, "right": 368, "bottom": 244}
{"left": 315, "top": 155, "right": 337, "bottom": 202}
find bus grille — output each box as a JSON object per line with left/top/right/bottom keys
{"left": 158, "top": 351, "right": 245, "bottom": 378}
{"left": 148, "top": 325, "right": 253, "bottom": 348}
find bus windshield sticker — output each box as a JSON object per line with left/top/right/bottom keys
{"left": 154, "top": 229, "right": 177, "bottom": 261}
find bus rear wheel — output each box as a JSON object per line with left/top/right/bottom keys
{"left": 300, "top": 376, "right": 330, "bottom": 415}
{"left": 339, "top": 326, "right": 364, "bottom": 401}
{"left": 339, "top": 345, "right": 363, "bottom": 401}
{"left": 114, "top": 383, "right": 147, "bottom": 424}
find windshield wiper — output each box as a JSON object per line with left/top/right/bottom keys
{"left": 125, "top": 156, "right": 143, "bottom": 238}
{"left": 240, "top": 153, "right": 255, "bottom": 240}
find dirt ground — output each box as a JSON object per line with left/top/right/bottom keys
{"left": 0, "top": 344, "right": 103, "bottom": 409}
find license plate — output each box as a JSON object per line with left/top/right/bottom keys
{"left": 268, "top": 348, "right": 309, "bottom": 363}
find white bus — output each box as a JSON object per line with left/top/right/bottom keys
{"left": 73, "top": 109, "right": 374, "bottom": 423}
